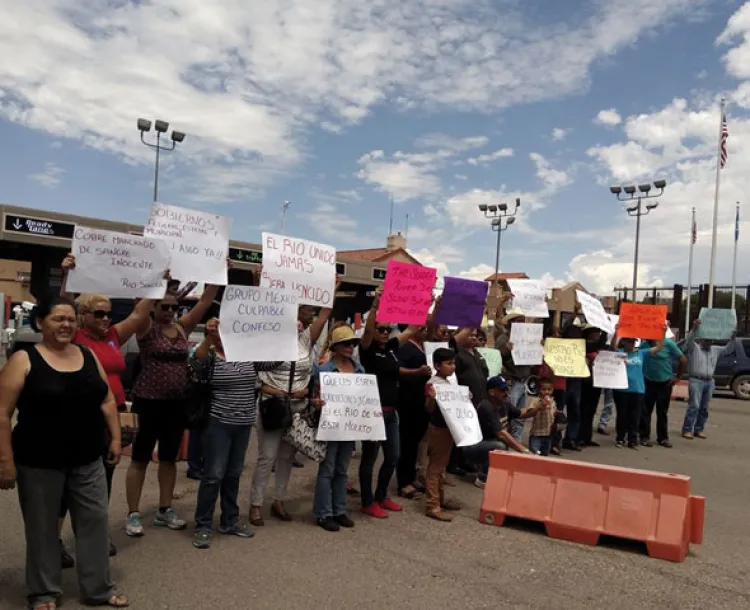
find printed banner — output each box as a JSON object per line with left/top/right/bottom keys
{"left": 425, "top": 342, "right": 458, "bottom": 384}
{"left": 617, "top": 303, "right": 667, "bottom": 340}
{"left": 377, "top": 261, "right": 436, "bottom": 325}
{"left": 260, "top": 233, "right": 336, "bottom": 307}
{"left": 67, "top": 226, "right": 170, "bottom": 299}
{"left": 477, "top": 347, "right": 502, "bottom": 378}
{"left": 317, "top": 373, "right": 387, "bottom": 441}
{"left": 576, "top": 290, "right": 615, "bottom": 335}
{"left": 543, "top": 338, "right": 590, "bottom": 378}
{"left": 218, "top": 285, "right": 298, "bottom": 362}
{"left": 696, "top": 308, "right": 737, "bottom": 341}
{"left": 509, "top": 323, "right": 544, "bottom": 366}
{"left": 506, "top": 279, "right": 549, "bottom": 318}
{"left": 144, "top": 202, "right": 230, "bottom": 285}
{"left": 592, "top": 351, "right": 628, "bottom": 389}
{"left": 434, "top": 384, "right": 483, "bottom": 447}
{"left": 435, "top": 277, "right": 488, "bottom": 328}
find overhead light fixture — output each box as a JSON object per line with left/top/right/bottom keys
{"left": 154, "top": 119, "right": 169, "bottom": 133}
{"left": 478, "top": 204, "right": 488, "bottom": 212}
{"left": 638, "top": 183, "right": 652, "bottom": 193}
{"left": 623, "top": 185, "right": 637, "bottom": 195}
{"left": 653, "top": 179, "right": 667, "bottom": 189}
{"left": 507, "top": 217, "right": 516, "bottom": 225}
{"left": 137, "top": 118, "right": 152, "bottom": 132}
{"left": 610, "top": 185, "right": 622, "bottom": 194}
{"left": 171, "top": 131, "right": 186, "bottom": 143}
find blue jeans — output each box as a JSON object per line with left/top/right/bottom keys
{"left": 313, "top": 441, "right": 355, "bottom": 519}
{"left": 564, "top": 379, "right": 582, "bottom": 443}
{"left": 359, "top": 410, "right": 400, "bottom": 506}
{"left": 683, "top": 379, "right": 714, "bottom": 434}
{"left": 509, "top": 381, "right": 527, "bottom": 442}
{"left": 188, "top": 429, "right": 203, "bottom": 476}
{"left": 598, "top": 389, "right": 615, "bottom": 429}
{"left": 194, "top": 419, "right": 252, "bottom": 532}
{"left": 462, "top": 439, "right": 507, "bottom": 481}
{"left": 529, "top": 435, "right": 552, "bottom": 456}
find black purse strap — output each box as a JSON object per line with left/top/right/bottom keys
{"left": 287, "top": 362, "right": 296, "bottom": 397}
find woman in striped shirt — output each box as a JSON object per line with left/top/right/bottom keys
{"left": 191, "top": 318, "right": 281, "bottom": 550}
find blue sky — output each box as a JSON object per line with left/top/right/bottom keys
{"left": 2, "top": 0, "right": 750, "bottom": 295}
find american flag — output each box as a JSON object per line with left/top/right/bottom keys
{"left": 692, "top": 216, "right": 697, "bottom": 245}
{"left": 720, "top": 111, "right": 729, "bottom": 169}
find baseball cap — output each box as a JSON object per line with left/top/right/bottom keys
{"left": 487, "top": 375, "right": 509, "bottom": 392}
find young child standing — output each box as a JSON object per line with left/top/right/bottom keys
{"left": 424, "top": 347, "right": 461, "bottom": 522}
{"left": 526, "top": 378, "right": 557, "bottom": 456}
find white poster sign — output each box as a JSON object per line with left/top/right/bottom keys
{"left": 144, "top": 202, "right": 230, "bottom": 285}
{"left": 424, "top": 341, "right": 457, "bottom": 384}
{"left": 509, "top": 323, "right": 544, "bottom": 366}
{"left": 261, "top": 232, "right": 336, "bottom": 307}
{"left": 434, "top": 384, "right": 482, "bottom": 447}
{"left": 317, "top": 373, "right": 386, "bottom": 441}
{"left": 576, "top": 290, "right": 615, "bottom": 335}
{"left": 592, "top": 351, "right": 629, "bottom": 389}
{"left": 506, "top": 279, "right": 549, "bottom": 318}
{"left": 67, "top": 226, "right": 170, "bottom": 299}
{"left": 219, "top": 285, "right": 298, "bottom": 362}
{"left": 606, "top": 314, "right": 619, "bottom": 342}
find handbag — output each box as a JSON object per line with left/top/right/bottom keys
{"left": 259, "top": 362, "right": 296, "bottom": 431}
{"left": 282, "top": 406, "right": 327, "bottom": 463}
{"left": 185, "top": 351, "right": 215, "bottom": 431}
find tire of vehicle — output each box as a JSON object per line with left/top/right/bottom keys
{"left": 731, "top": 374, "right": 750, "bottom": 400}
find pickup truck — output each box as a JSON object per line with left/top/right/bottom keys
{"left": 677, "top": 337, "right": 750, "bottom": 400}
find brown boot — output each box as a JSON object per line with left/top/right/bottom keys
{"left": 426, "top": 509, "right": 453, "bottom": 522}
{"left": 441, "top": 498, "right": 461, "bottom": 511}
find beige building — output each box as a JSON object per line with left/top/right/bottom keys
{"left": 0, "top": 259, "right": 33, "bottom": 302}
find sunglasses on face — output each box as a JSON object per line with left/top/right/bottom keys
{"left": 376, "top": 326, "right": 391, "bottom": 334}
{"left": 90, "top": 310, "right": 112, "bottom": 320}
{"left": 339, "top": 341, "right": 358, "bottom": 348}
{"left": 160, "top": 304, "right": 180, "bottom": 312}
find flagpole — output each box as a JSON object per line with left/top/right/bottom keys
{"left": 731, "top": 201, "right": 739, "bottom": 310}
{"left": 686, "top": 207, "right": 695, "bottom": 332}
{"left": 707, "top": 98, "right": 725, "bottom": 308}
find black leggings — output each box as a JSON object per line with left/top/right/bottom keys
{"left": 396, "top": 405, "right": 429, "bottom": 490}
{"left": 613, "top": 391, "right": 643, "bottom": 444}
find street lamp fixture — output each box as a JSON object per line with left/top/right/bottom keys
{"left": 478, "top": 198, "right": 521, "bottom": 290}
{"left": 610, "top": 179, "right": 667, "bottom": 299}
{"left": 138, "top": 117, "right": 186, "bottom": 202}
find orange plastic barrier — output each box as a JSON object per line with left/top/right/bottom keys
{"left": 479, "top": 452, "right": 705, "bottom": 562}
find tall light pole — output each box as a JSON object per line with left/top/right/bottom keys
{"left": 281, "top": 201, "right": 291, "bottom": 234}
{"left": 138, "top": 118, "right": 186, "bottom": 202}
{"left": 610, "top": 181, "right": 667, "bottom": 301}
{"left": 479, "top": 198, "right": 520, "bottom": 291}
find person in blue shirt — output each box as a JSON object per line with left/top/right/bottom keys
{"left": 611, "top": 324, "right": 667, "bottom": 449}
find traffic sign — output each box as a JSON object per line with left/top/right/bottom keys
{"left": 3, "top": 214, "right": 75, "bottom": 239}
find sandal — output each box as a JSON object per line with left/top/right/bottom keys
{"left": 33, "top": 603, "right": 56, "bottom": 610}
{"left": 84, "top": 593, "right": 130, "bottom": 607}
{"left": 397, "top": 485, "right": 423, "bottom": 500}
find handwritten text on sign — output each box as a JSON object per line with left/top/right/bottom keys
{"left": 66, "top": 226, "right": 170, "bottom": 299}
{"left": 696, "top": 307, "right": 737, "bottom": 340}
{"left": 261, "top": 233, "right": 336, "bottom": 307}
{"left": 317, "top": 373, "right": 386, "bottom": 441}
{"left": 506, "top": 279, "right": 549, "bottom": 318}
{"left": 434, "top": 384, "right": 482, "bottom": 447}
{"left": 377, "top": 261, "right": 436, "bottom": 325}
{"left": 510, "top": 323, "right": 544, "bottom": 366}
{"left": 144, "top": 202, "right": 230, "bottom": 285}
{"left": 592, "top": 351, "right": 628, "bottom": 389}
{"left": 543, "top": 338, "right": 590, "bottom": 378}
{"left": 218, "top": 285, "right": 299, "bottom": 362}
{"left": 576, "top": 290, "right": 615, "bottom": 335}
{"left": 617, "top": 303, "right": 667, "bottom": 340}
{"left": 477, "top": 347, "right": 502, "bottom": 377}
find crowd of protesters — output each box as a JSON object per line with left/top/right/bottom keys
{"left": 0, "top": 253, "right": 732, "bottom": 609}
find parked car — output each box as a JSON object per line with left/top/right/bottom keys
{"left": 677, "top": 337, "right": 750, "bottom": 400}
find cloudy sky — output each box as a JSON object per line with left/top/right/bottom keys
{"left": 2, "top": 0, "right": 750, "bottom": 295}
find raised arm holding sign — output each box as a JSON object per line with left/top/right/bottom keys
{"left": 617, "top": 303, "right": 668, "bottom": 340}
{"left": 696, "top": 307, "right": 737, "bottom": 340}
{"left": 506, "top": 279, "right": 549, "bottom": 318}
{"left": 576, "top": 290, "right": 615, "bottom": 335}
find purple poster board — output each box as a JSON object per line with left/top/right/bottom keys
{"left": 435, "top": 277, "right": 489, "bottom": 328}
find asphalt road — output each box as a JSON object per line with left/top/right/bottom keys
{"left": 1, "top": 394, "right": 749, "bottom": 610}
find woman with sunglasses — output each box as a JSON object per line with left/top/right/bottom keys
{"left": 124, "top": 282, "right": 219, "bottom": 537}
{"left": 357, "top": 288, "right": 417, "bottom": 519}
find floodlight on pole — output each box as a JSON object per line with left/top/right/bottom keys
{"left": 138, "top": 117, "right": 186, "bottom": 202}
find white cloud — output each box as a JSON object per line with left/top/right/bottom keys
{"left": 27, "top": 162, "right": 65, "bottom": 188}
{"left": 0, "top": 0, "right": 711, "bottom": 202}
{"left": 594, "top": 108, "right": 623, "bottom": 126}
{"left": 551, "top": 127, "right": 570, "bottom": 141}
{"left": 357, "top": 150, "right": 442, "bottom": 202}
{"left": 300, "top": 203, "right": 362, "bottom": 245}
{"left": 564, "top": 250, "right": 664, "bottom": 295}
{"left": 529, "top": 153, "right": 572, "bottom": 191}
{"left": 718, "top": 2, "right": 750, "bottom": 79}
{"left": 454, "top": 174, "right": 468, "bottom": 181}
{"left": 466, "top": 148, "right": 514, "bottom": 166}
{"left": 459, "top": 263, "right": 496, "bottom": 280}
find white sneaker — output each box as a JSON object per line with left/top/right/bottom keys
{"left": 125, "top": 512, "right": 144, "bottom": 537}
{"left": 154, "top": 508, "right": 187, "bottom": 530}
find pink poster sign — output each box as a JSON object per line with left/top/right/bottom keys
{"left": 377, "top": 261, "right": 437, "bottom": 325}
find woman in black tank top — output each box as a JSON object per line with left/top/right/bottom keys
{"left": 0, "top": 297, "right": 129, "bottom": 609}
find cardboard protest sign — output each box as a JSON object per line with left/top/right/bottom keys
{"left": 219, "top": 285, "right": 298, "bottom": 362}
{"left": 617, "top": 303, "right": 667, "bottom": 340}
{"left": 543, "top": 338, "right": 590, "bottom": 378}
{"left": 477, "top": 347, "right": 502, "bottom": 377}
{"left": 67, "top": 226, "right": 170, "bottom": 299}
{"left": 425, "top": 342, "right": 458, "bottom": 383}
{"left": 260, "top": 233, "right": 336, "bottom": 307}
{"left": 509, "top": 323, "right": 544, "bottom": 366}
{"left": 144, "top": 202, "right": 230, "bottom": 285}
{"left": 434, "top": 384, "right": 482, "bottom": 447}
{"left": 592, "top": 351, "right": 628, "bottom": 389}
{"left": 435, "top": 277, "right": 488, "bottom": 327}
{"left": 316, "top": 373, "right": 386, "bottom": 441}
{"left": 377, "top": 261, "right": 436, "bottom": 325}
{"left": 506, "top": 279, "right": 549, "bottom": 318}
{"left": 576, "top": 290, "right": 615, "bottom": 335}
{"left": 696, "top": 308, "right": 737, "bottom": 340}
